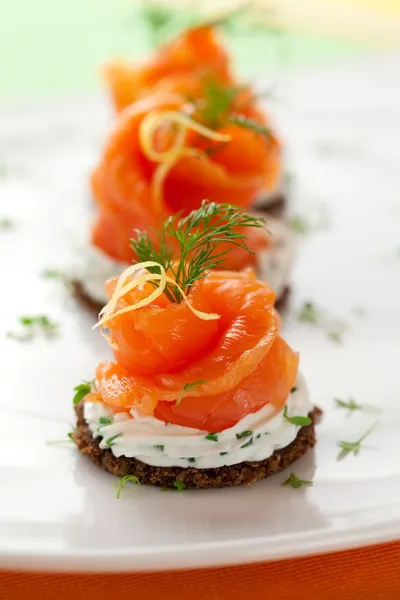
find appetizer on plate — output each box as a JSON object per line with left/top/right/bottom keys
{"left": 104, "top": 23, "right": 285, "bottom": 210}
{"left": 74, "top": 204, "right": 316, "bottom": 489}
{"left": 74, "top": 28, "right": 294, "bottom": 308}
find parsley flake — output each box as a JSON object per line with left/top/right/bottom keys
{"left": 336, "top": 422, "right": 378, "bottom": 461}
{"left": 0, "top": 217, "right": 14, "bottom": 231}
{"left": 98, "top": 416, "right": 113, "bottom": 426}
{"left": 154, "top": 444, "right": 164, "bottom": 451}
{"left": 334, "top": 397, "right": 363, "bottom": 415}
{"left": 298, "top": 301, "right": 319, "bottom": 323}
{"left": 177, "top": 380, "right": 208, "bottom": 405}
{"left": 73, "top": 380, "right": 95, "bottom": 405}
{"left": 7, "top": 315, "right": 59, "bottom": 341}
{"left": 204, "top": 432, "right": 219, "bottom": 442}
{"left": 220, "top": 452, "right": 228, "bottom": 456}
{"left": 241, "top": 436, "right": 253, "bottom": 449}
{"left": 290, "top": 387, "right": 297, "bottom": 393}
{"left": 173, "top": 480, "right": 185, "bottom": 492}
{"left": 116, "top": 474, "right": 140, "bottom": 499}
{"left": 282, "top": 473, "right": 313, "bottom": 489}
{"left": 106, "top": 433, "right": 121, "bottom": 447}
{"left": 187, "top": 457, "right": 196, "bottom": 463}
{"left": 283, "top": 406, "right": 312, "bottom": 427}
{"left": 236, "top": 430, "right": 252, "bottom": 439}
{"left": 290, "top": 216, "right": 309, "bottom": 234}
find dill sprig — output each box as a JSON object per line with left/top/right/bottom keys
{"left": 132, "top": 201, "right": 267, "bottom": 303}
{"left": 336, "top": 422, "right": 378, "bottom": 461}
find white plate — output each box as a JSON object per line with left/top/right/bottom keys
{"left": 1, "top": 54, "right": 400, "bottom": 573}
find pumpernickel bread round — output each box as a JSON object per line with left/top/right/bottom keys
{"left": 74, "top": 403, "right": 317, "bottom": 489}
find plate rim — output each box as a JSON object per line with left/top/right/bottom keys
{"left": 1, "top": 517, "right": 399, "bottom": 572}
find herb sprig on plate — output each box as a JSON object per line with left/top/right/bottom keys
{"left": 7, "top": 315, "right": 59, "bottom": 341}
{"left": 336, "top": 422, "right": 378, "bottom": 461}
{"left": 116, "top": 475, "right": 140, "bottom": 499}
{"left": 282, "top": 473, "right": 313, "bottom": 489}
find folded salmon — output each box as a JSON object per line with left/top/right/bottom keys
{"left": 104, "top": 25, "right": 233, "bottom": 112}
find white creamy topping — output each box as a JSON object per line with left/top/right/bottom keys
{"left": 83, "top": 374, "right": 311, "bottom": 469}
{"left": 72, "top": 217, "right": 294, "bottom": 304}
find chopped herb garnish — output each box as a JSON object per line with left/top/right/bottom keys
{"left": 298, "top": 301, "right": 319, "bottom": 323}
{"left": 132, "top": 201, "right": 267, "bottom": 303}
{"left": 220, "top": 452, "right": 228, "bottom": 456}
{"left": 334, "top": 397, "right": 363, "bottom": 415}
{"left": 98, "top": 416, "right": 113, "bottom": 427}
{"left": 204, "top": 432, "right": 219, "bottom": 442}
{"left": 282, "top": 473, "right": 313, "bottom": 489}
{"left": 41, "top": 268, "right": 64, "bottom": 279}
{"left": 0, "top": 217, "right": 14, "bottom": 231}
{"left": 290, "top": 216, "right": 309, "bottom": 234}
{"left": 41, "top": 268, "right": 71, "bottom": 289}
{"left": 73, "top": 380, "right": 95, "bottom": 405}
{"left": 154, "top": 445, "right": 164, "bottom": 451}
{"left": 187, "top": 457, "right": 196, "bottom": 463}
{"left": 298, "top": 301, "right": 348, "bottom": 344}
{"left": 290, "top": 387, "right": 297, "bottom": 393}
{"left": 173, "top": 480, "right": 185, "bottom": 492}
{"left": 106, "top": 433, "right": 122, "bottom": 447}
{"left": 177, "top": 380, "right": 208, "bottom": 405}
{"left": 236, "top": 430, "right": 252, "bottom": 439}
{"left": 7, "top": 315, "right": 59, "bottom": 341}
{"left": 228, "top": 115, "right": 272, "bottom": 140}
{"left": 256, "top": 433, "right": 261, "bottom": 439}
{"left": 116, "top": 474, "right": 140, "bottom": 499}
{"left": 283, "top": 406, "right": 312, "bottom": 426}
{"left": 337, "top": 422, "right": 378, "bottom": 461}
{"left": 240, "top": 436, "right": 253, "bottom": 449}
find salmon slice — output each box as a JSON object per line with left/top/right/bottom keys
{"left": 104, "top": 25, "right": 232, "bottom": 112}
{"left": 93, "top": 269, "right": 298, "bottom": 430}
{"left": 91, "top": 90, "right": 279, "bottom": 265}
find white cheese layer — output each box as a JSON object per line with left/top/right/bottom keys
{"left": 73, "top": 217, "right": 294, "bottom": 304}
{"left": 83, "top": 374, "right": 311, "bottom": 469}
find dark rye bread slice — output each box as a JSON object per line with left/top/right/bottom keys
{"left": 74, "top": 403, "right": 317, "bottom": 489}
{"left": 71, "top": 281, "right": 290, "bottom": 315}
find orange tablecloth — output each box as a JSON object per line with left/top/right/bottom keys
{"left": 2, "top": 540, "right": 400, "bottom": 600}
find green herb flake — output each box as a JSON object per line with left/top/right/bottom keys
{"left": 236, "top": 430, "right": 252, "bottom": 440}
{"left": 241, "top": 436, "right": 253, "bottom": 449}
{"left": 187, "top": 457, "right": 196, "bottom": 463}
{"left": 334, "top": 397, "right": 363, "bottom": 415}
{"left": 73, "top": 380, "right": 95, "bottom": 405}
{"left": 154, "top": 445, "right": 164, "bottom": 451}
{"left": 177, "top": 379, "right": 208, "bottom": 405}
{"left": 98, "top": 416, "right": 113, "bottom": 426}
{"left": 282, "top": 473, "right": 313, "bottom": 489}
{"left": 7, "top": 315, "right": 59, "bottom": 341}
{"left": 290, "top": 387, "right": 297, "bottom": 393}
{"left": 106, "top": 433, "right": 122, "bottom": 447}
{"left": 116, "top": 474, "right": 140, "bottom": 499}
{"left": 290, "top": 216, "right": 309, "bottom": 234}
{"left": 256, "top": 433, "right": 261, "bottom": 439}
{"left": 283, "top": 406, "right": 312, "bottom": 427}
{"left": 336, "top": 422, "right": 378, "bottom": 461}
{"left": 0, "top": 217, "right": 14, "bottom": 231}
{"left": 204, "top": 432, "right": 219, "bottom": 442}
{"left": 220, "top": 452, "right": 228, "bottom": 456}
{"left": 298, "top": 301, "right": 319, "bottom": 323}
{"left": 173, "top": 480, "right": 185, "bottom": 492}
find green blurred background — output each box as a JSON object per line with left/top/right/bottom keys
{"left": 0, "top": 0, "right": 379, "bottom": 102}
